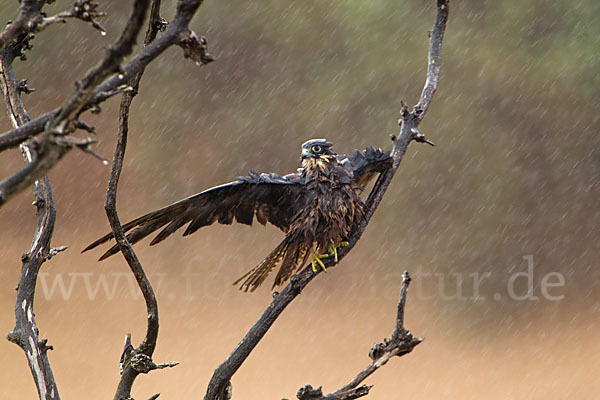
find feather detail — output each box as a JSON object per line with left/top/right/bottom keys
{"left": 272, "top": 243, "right": 309, "bottom": 288}
{"left": 233, "top": 239, "right": 289, "bottom": 292}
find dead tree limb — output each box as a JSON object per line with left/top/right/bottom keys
{"left": 1, "top": 18, "right": 61, "bottom": 400}
{"left": 296, "top": 272, "right": 422, "bottom": 400}
{"left": 109, "top": 82, "right": 169, "bottom": 400}
{"left": 108, "top": 58, "right": 160, "bottom": 400}
{"left": 105, "top": 1, "right": 198, "bottom": 399}
{"left": 0, "top": 0, "right": 213, "bottom": 206}
{"left": 1, "top": 1, "right": 211, "bottom": 398}
{"left": 204, "top": 1, "right": 449, "bottom": 399}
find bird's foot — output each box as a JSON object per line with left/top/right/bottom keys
{"left": 328, "top": 241, "right": 349, "bottom": 262}
{"left": 310, "top": 249, "right": 328, "bottom": 273}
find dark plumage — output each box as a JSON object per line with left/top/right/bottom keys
{"left": 84, "top": 139, "right": 391, "bottom": 291}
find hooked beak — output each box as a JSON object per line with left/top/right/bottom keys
{"left": 301, "top": 148, "right": 311, "bottom": 159}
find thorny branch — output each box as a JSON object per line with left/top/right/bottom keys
{"left": 204, "top": 1, "right": 449, "bottom": 399}
{"left": 1, "top": 11, "right": 61, "bottom": 400}
{"left": 106, "top": 1, "right": 179, "bottom": 399}
{"left": 0, "top": 0, "right": 213, "bottom": 207}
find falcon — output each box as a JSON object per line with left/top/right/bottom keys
{"left": 84, "top": 139, "right": 391, "bottom": 291}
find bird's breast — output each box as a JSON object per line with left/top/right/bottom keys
{"left": 291, "top": 178, "right": 363, "bottom": 249}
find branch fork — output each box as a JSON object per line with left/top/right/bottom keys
{"left": 120, "top": 334, "right": 179, "bottom": 375}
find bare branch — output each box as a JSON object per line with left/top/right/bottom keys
{"left": 0, "top": 0, "right": 45, "bottom": 51}
{"left": 292, "top": 272, "right": 421, "bottom": 400}
{"left": 415, "top": 0, "right": 449, "bottom": 121}
{"left": 393, "top": 271, "right": 411, "bottom": 339}
{"left": 0, "top": 1, "right": 213, "bottom": 206}
{"left": 0, "top": 0, "right": 149, "bottom": 207}
{"left": 0, "top": 1, "right": 213, "bottom": 154}
{"left": 109, "top": 57, "right": 161, "bottom": 400}
{"left": 33, "top": 1, "right": 107, "bottom": 35}
{"left": 1, "top": 19, "right": 61, "bottom": 400}
{"left": 0, "top": 140, "right": 69, "bottom": 206}
{"left": 314, "top": 272, "right": 422, "bottom": 400}
{"left": 6, "top": 174, "right": 61, "bottom": 400}
{"left": 297, "top": 384, "right": 371, "bottom": 400}
{"left": 53, "top": 0, "right": 150, "bottom": 125}
{"left": 0, "top": 47, "right": 29, "bottom": 126}
{"left": 6, "top": 173, "right": 61, "bottom": 400}
{"left": 0, "top": 111, "right": 50, "bottom": 150}
{"left": 204, "top": 1, "right": 449, "bottom": 399}
{"left": 0, "top": 0, "right": 150, "bottom": 206}
{"left": 107, "top": 2, "right": 186, "bottom": 398}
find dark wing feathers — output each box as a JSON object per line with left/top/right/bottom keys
{"left": 84, "top": 146, "right": 390, "bottom": 263}
{"left": 339, "top": 146, "right": 392, "bottom": 189}
{"left": 83, "top": 172, "right": 303, "bottom": 260}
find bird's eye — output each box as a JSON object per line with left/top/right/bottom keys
{"left": 312, "top": 145, "right": 322, "bottom": 153}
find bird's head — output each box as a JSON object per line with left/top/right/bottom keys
{"left": 301, "top": 139, "right": 335, "bottom": 160}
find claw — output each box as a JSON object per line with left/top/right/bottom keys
{"left": 311, "top": 249, "right": 328, "bottom": 272}
{"left": 327, "top": 243, "right": 338, "bottom": 262}
{"left": 328, "top": 241, "right": 349, "bottom": 262}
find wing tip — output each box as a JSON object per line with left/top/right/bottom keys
{"left": 82, "top": 239, "right": 103, "bottom": 253}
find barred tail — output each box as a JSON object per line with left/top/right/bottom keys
{"left": 272, "top": 243, "right": 310, "bottom": 289}
{"left": 233, "top": 239, "right": 289, "bottom": 292}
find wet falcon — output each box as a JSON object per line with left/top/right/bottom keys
{"left": 84, "top": 139, "right": 391, "bottom": 291}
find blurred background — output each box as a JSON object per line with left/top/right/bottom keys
{"left": 1, "top": 0, "right": 598, "bottom": 399}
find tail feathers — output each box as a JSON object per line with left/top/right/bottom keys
{"left": 272, "top": 244, "right": 309, "bottom": 288}
{"left": 233, "top": 240, "right": 289, "bottom": 292}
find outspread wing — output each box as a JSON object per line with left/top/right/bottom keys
{"left": 83, "top": 171, "right": 305, "bottom": 260}
{"left": 338, "top": 146, "right": 393, "bottom": 189}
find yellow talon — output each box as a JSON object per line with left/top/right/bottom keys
{"left": 311, "top": 242, "right": 349, "bottom": 272}
{"left": 311, "top": 249, "right": 328, "bottom": 272}
{"left": 327, "top": 243, "right": 338, "bottom": 262}
{"left": 328, "top": 241, "right": 349, "bottom": 262}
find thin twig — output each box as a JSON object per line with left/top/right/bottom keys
{"left": 33, "top": 1, "right": 107, "bottom": 34}
{"left": 415, "top": 0, "right": 449, "bottom": 121}
{"left": 393, "top": 270, "right": 411, "bottom": 340}
{"left": 204, "top": 1, "right": 449, "bottom": 399}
